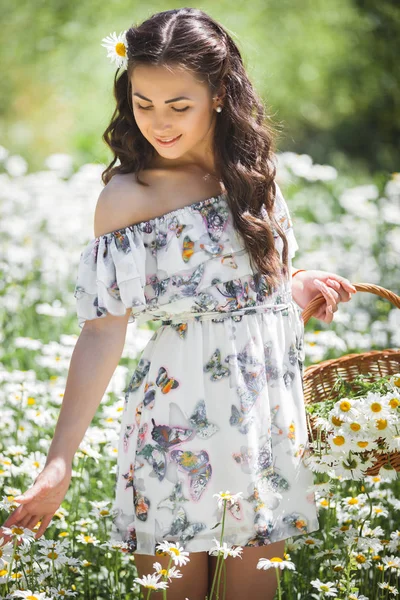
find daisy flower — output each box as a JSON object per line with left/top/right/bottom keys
{"left": 377, "top": 582, "right": 399, "bottom": 595}
{"left": 133, "top": 573, "right": 169, "bottom": 591}
{"left": 209, "top": 539, "right": 243, "bottom": 559}
{"left": 155, "top": 541, "right": 190, "bottom": 567}
{"left": 381, "top": 555, "right": 400, "bottom": 571}
{"left": 152, "top": 562, "right": 183, "bottom": 581}
{"left": 331, "top": 397, "right": 361, "bottom": 420}
{"left": 101, "top": 31, "right": 128, "bottom": 70}
{"left": 310, "top": 578, "right": 338, "bottom": 596}
{"left": 213, "top": 491, "right": 243, "bottom": 510}
{"left": 364, "top": 393, "right": 390, "bottom": 419}
{"left": 0, "top": 525, "right": 35, "bottom": 544}
{"left": 256, "top": 557, "right": 296, "bottom": 571}
{"left": 385, "top": 433, "right": 400, "bottom": 453}
{"left": 326, "top": 430, "right": 352, "bottom": 454}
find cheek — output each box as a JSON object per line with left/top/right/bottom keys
{"left": 186, "top": 110, "right": 212, "bottom": 135}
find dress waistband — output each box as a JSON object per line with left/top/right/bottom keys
{"left": 160, "top": 300, "right": 294, "bottom": 326}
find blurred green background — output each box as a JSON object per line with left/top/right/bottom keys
{"left": 1, "top": 0, "right": 399, "bottom": 176}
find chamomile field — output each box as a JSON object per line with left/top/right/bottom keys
{"left": 0, "top": 149, "right": 399, "bottom": 599}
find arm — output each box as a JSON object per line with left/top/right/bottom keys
{"left": 46, "top": 318, "right": 129, "bottom": 465}
{"left": 1, "top": 186, "right": 136, "bottom": 543}
{"left": 47, "top": 181, "right": 135, "bottom": 463}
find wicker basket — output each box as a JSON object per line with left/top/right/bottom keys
{"left": 301, "top": 283, "right": 400, "bottom": 476}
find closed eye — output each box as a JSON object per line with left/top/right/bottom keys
{"left": 137, "top": 105, "right": 190, "bottom": 113}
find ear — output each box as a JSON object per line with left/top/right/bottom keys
{"left": 213, "top": 83, "right": 226, "bottom": 109}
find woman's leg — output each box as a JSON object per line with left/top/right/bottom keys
{"left": 134, "top": 550, "right": 209, "bottom": 600}
{"left": 208, "top": 539, "right": 286, "bottom": 600}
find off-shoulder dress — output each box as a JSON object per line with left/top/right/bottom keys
{"left": 74, "top": 182, "right": 320, "bottom": 555}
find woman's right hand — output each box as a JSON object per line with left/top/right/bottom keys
{"left": 0, "top": 457, "right": 73, "bottom": 545}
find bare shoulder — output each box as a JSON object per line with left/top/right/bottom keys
{"left": 93, "top": 168, "right": 224, "bottom": 237}
{"left": 93, "top": 173, "right": 156, "bottom": 238}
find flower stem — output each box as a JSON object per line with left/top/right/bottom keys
{"left": 209, "top": 499, "right": 228, "bottom": 600}
{"left": 162, "top": 556, "right": 173, "bottom": 600}
{"left": 275, "top": 567, "right": 282, "bottom": 600}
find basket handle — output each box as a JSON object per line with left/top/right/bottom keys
{"left": 301, "top": 283, "right": 400, "bottom": 326}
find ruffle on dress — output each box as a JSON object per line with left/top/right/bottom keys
{"left": 74, "top": 187, "right": 299, "bottom": 329}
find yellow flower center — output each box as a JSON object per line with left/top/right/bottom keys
{"left": 26, "top": 596, "right": 39, "bottom": 600}
{"left": 376, "top": 419, "right": 387, "bottom": 430}
{"left": 12, "top": 527, "right": 24, "bottom": 535}
{"left": 339, "top": 401, "right": 351, "bottom": 412}
{"left": 170, "top": 547, "right": 180, "bottom": 556}
{"left": 270, "top": 557, "right": 283, "bottom": 562}
{"left": 389, "top": 398, "right": 399, "bottom": 408}
{"left": 47, "top": 551, "right": 58, "bottom": 559}
{"left": 115, "top": 42, "right": 126, "bottom": 57}
{"left": 348, "top": 498, "right": 359, "bottom": 505}
{"left": 356, "top": 554, "right": 366, "bottom": 563}
{"left": 356, "top": 441, "right": 369, "bottom": 448}
{"left": 370, "top": 402, "right": 382, "bottom": 412}
{"left": 160, "top": 569, "right": 168, "bottom": 576}
{"left": 320, "top": 585, "right": 330, "bottom": 592}
{"left": 320, "top": 499, "right": 329, "bottom": 507}
{"left": 333, "top": 435, "right": 345, "bottom": 446}
{"left": 393, "top": 377, "right": 400, "bottom": 387}
{"left": 332, "top": 416, "right": 343, "bottom": 426}
{"left": 350, "top": 422, "right": 361, "bottom": 431}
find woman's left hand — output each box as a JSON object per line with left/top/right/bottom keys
{"left": 292, "top": 270, "right": 357, "bottom": 324}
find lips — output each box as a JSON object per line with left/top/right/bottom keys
{"left": 157, "top": 136, "right": 179, "bottom": 142}
{"left": 155, "top": 134, "right": 182, "bottom": 146}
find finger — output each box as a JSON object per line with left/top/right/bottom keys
{"left": 33, "top": 514, "right": 53, "bottom": 540}
{"left": 17, "top": 513, "right": 35, "bottom": 529}
{"left": 25, "top": 515, "right": 41, "bottom": 532}
{"left": 314, "top": 280, "right": 337, "bottom": 312}
{"left": 326, "top": 279, "right": 352, "bottom": 302}
{"left": 333, "top": 277, "right": 357, "bottom": 294}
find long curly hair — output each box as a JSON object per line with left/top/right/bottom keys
{"left": 102, "top": 7, "right": 290, "bottom": 290}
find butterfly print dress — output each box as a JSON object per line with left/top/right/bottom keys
{"left": 74, "top": 182, "right": 320, "bottom": 555}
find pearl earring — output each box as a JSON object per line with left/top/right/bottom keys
{"left": 216, "top": 106, "right": 222, "bottom": 113}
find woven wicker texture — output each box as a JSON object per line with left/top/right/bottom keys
{"left": 302, "top": 283, "right": 400, "bottom": 476}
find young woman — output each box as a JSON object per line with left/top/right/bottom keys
{"left": 1, "top": 8, "right": 356, "bottom": 599}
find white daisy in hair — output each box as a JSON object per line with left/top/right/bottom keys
{"left": 101, "top": 31, "right": 128, "bottom": 70}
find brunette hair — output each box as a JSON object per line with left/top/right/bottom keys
{"left": 102, "top": 7, "right": 290, "bottom": 289}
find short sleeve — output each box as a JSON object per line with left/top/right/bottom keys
{"left": 273, "top": 182, "right": 299, "bottom": 261}
{"left": 73, "top": 229, "right": 148, "bottom": 329}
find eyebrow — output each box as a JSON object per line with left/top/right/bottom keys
{"left": 133, "top": 93, "right": 192, "bottom": 104}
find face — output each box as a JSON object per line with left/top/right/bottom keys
{"left": 130, "top": 64, "right": 222, "bottom": 169}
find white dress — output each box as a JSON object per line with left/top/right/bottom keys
{"left": 74, "top": 183, "right": 320, "bottom": 555}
